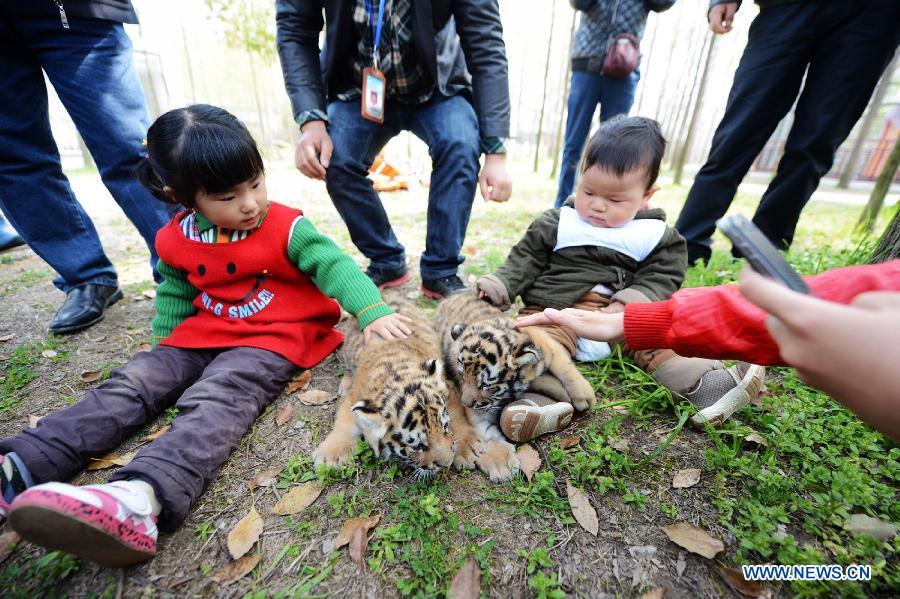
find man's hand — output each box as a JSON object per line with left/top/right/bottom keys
{"left": 516, "top": 307, "right": 625, "bottom": 341}
{"left": 295, "top": 120, "right": 333, "bottom": 180}
{"left": 478, "top": 153, "right": 512, "bottom": 202}
{"left": 363, "top": 313, "right": 414, "bottom": 343}
{"left": 708, "top": 2, "right": 738, "bottom": 34}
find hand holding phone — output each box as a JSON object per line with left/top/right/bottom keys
{"left": 716, "top": 214, "right": 811, "bottom": 295}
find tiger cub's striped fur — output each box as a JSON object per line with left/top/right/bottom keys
{"left": 435, "top": 292, "right": 595, "bottom": 481}
{"left": 314, "top": 293, "right": 481, "bottom": 478}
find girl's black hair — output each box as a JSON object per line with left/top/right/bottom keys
{"left": 581, "top": 116, "right": 666, "bottom": 190}
{"left": 134, "top": 104, "right": 264, "bottom": 209}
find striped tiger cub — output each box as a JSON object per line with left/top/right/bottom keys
{"left": 313, "top": 292, "right": 481, "bottom": 479}
{"left": 434, "top": 292, "right": 595, "bottom": 481}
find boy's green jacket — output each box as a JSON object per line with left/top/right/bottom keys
{"left": 494, "top": 204, "right": 688, "bottom": 310}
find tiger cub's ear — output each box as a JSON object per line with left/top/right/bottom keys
{"left": 450, "top": 323, "right": 468, "bottom": 340}
{"left": 423, "top": 358, "right": 444, "bottom": 379}
{"left": 352, "top": 400, "right": 388, "bottom": 439}
{"left": 511, "top": 341, "right": 542, "bottom": 368}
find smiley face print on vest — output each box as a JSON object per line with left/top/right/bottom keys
{"left": 195, "top": 261, "right": 276, "bottom": 320}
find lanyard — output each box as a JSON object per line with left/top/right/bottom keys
{"left": 364, "top": 0, "right": 387, "bottom": 69}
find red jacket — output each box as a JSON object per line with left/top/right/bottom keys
{"left": 624, "top": 260, "right": 900, "bottom": 365}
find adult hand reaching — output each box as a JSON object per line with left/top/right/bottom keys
{"left": 738, "top": 267, "right": 900, "bottom": 440}
{"left": 479, "top": 153, "right": 512, "bottom": 202}
{"left": 708, "top": 2, "right": 738, "bottom": 34}
{"left": 515, "top": 307, "right": 625, "bottom": 341}
{"left": 295, "top": 120, "right": 333, "bottom": 180}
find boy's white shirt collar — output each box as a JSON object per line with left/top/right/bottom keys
{"left": 554, "top": 206, "right": 667, "bottom": 262}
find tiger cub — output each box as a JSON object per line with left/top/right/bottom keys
{"left": 434, "top": 292, "right": 595, "bottom": 481}
{"left": 313, "top": 293, "right": 482, "bottom": 479}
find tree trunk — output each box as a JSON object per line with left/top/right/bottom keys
{"left": 533, "top": 0, "right": 558, "bottom": 173}
{"left": 858, "top": 133, "right": 900, "bottom": 232}
{"left": 871, "top": 205, "right": 900, "bottom": 263}
{"left": 837, "top": 53, "right": 897, "bottom": 189}
{"left": 654, "top": 0, "right": 687, "bottom": 123}
{"left": 551, "top": 9, "right": 578, "bottom": 179}
{"left": 672, "top": 33, "right": 715, "bottom": 184}
{"left": 634, "top": 13, "right": 658, "bottom": 116}
{"left": 666, "top": 23, "right": 706, "bottom": 167}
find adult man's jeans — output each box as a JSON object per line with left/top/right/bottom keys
{"left": 554, "top": 69, "right": 639, "bottom": 208}
{"left": 325, "top": 94, "right": 481, "bottom": 281}
{"left": 0, "top": 11, "right": 170, "bottom": 291}
{"left": 675, "top": 0, "right": 900, "bottom": 265}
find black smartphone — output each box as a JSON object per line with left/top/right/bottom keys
{"left": 716, "top": 214, "right": 812, "bottom": 295}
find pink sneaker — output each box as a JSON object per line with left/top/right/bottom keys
{"left": 8, "top": 481, "right": 158, "bottom": 567}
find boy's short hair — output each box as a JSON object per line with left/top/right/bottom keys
{"left": 581, "top": 116, "right": 666, "bottom": 189}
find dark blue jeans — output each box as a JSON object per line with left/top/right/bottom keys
{"left": 554, "top": 69, "right": 639, "bottom": 208}
{"left": 675, "top": 0, "right": 900, "bottom": 264}
{"left": 0, "top": 10, "right": 170, "bottom": 291}
{"left": 325, "top": 94, "right": 481, "bottom": 280}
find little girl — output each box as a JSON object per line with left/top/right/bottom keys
{"left": 0, "top": 104, "right": 412, "bottom": 567}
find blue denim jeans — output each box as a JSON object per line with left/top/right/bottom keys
{"left": 325, "top": 94, "right": 481, "bottom": 280}
{"left": 554, "top": 69, "right": 639, "bottom": 208}
{"left": 0, "top": 11, "right": 170, "bottom": 291}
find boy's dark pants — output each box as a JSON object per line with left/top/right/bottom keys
{"left": 0, "top": 346, "right": 298, "bottom": 531}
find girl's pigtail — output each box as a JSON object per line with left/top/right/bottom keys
{"left": 134, "top": 157, "right": 175, "bottom": 204}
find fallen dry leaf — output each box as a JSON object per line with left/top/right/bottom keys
{"left": 210, "top": 554, "right": 260, "bottom": 585}
{"left": 560, "top": 435, "right": 581, "bottom": 450}
{"left": 249, "top": 467, "right": 284, "bottom": 491}
{"left": 566, "top": 481, "right": 598, "bottom": 536}
{"left": 28, "top": 414, "right": 41, "bottom": 429}
{"left": 336, "top": 515, "right": 380, "bottom": 549}
{"left": 640, "top": 588, "right": 665, "bottom": 599}
{"left": 661, "top": 523, "right": 724, "bottom": 559}
{"left": 142, "top": 425, "right": 170, "bottom": 442}
{"left": 86, "top": 450, "right": 135, "bottom": 470}
{"left": 41, "top": 349, "right": 57, "bottom": 358}
{"left": 672, "top": 468, "right": 701, "bottom": 489}
{"left": 79, "top": 370, "right": 102, "bottom": 383}
{"left": 275, "top": 403, "right": 294, "bottom": 426}
{"left": 608, "top": 437, "right": 630, "bottom": 452}
{"left": 286, "top": 370, "right": 312, "bottom": 393}
{"left": 0, "top": 333, "right": 14, "bottom": 342}
{"left": 744, "top": 433, "right": 769, "bottom": 448}
{"left": 843, "top": 513, "right": 898, "bottom": 541}
{"left": 449, "top": 557, "right": 481, "bottom": 599}
{"left": 142, "top": 289, "right": 157, "bottom": 299}
{"left": 133, "top": 343, "right": 152, "bottom": 354}
{"left": 0, "top": 531, "right": 21, "bottom": 565}
{"left": 272, "top": 482, "right": 323, "bottom": 515}
{"left": 715, "top": 564, "right": 768, "bottom": 597}
{"left": 227, "top": 507, "right": 264, "bottom": 560}
{"left": 298, "top": 390, "right": 334, "bottom": 406}
{"left": 348, "top": 524, "right": 368, "bottom": 568}
{"left": 516, "top": 444, "right": 542, "bottom": 481}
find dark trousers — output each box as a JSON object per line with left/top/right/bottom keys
{"left": 0, "top": 346, "right": 298, "bottom": 531}
{"left": 675, "top": 0, "right": 900, "bottom": 264}
{"left": 325, "top": 95, "right": 481, "bottom": 280}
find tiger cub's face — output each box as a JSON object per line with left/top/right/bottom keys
{"left": 450, "top": 318, "right": 545, "bottom": 414}
{"left": 351, "top": 359, "right": 456, "bottom": 480}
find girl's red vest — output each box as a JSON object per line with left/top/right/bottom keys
{"left": 155, "top": 202, "right": 343, "bottom": 368}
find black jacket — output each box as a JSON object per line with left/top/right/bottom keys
{"left": 275, "top": 0, "right": 510, "bottom": 138}
{"left": 0, "top": 0, "right": 138, "bottom": 24}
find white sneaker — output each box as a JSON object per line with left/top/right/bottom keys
{"left": 688, "top": 363, "right": 766, "bottom": 429}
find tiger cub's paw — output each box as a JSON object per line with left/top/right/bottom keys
{"left": 565, "top": 373, "right": 596, "bottom": 412}
{"left": 478, "top": 440, "right": 520, "bottom": 482}
{"left": 453, "top": 433, "right": 484, "bottom": 470}
{"left": 312, "top": 437, "right": 356, "bottom": 467}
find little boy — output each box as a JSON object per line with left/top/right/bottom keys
{"left": 476, "top": 117, "right": 765, "bottom": 441}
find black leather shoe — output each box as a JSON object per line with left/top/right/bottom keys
{"left": 365, "top": 265, "right": 411, "bottom": 289}
{"left": 48, "top": 284, "right": 124, "bottom": 334}
{"left": 421, "top": 275, "right": 468, "bottom": 299}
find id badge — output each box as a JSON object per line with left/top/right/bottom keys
{"left": 361, "top": 67, "right": 386, "bottom": 124}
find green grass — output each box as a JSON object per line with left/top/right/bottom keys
{"left": 0, "top": 337, "right": 68, "bottom": 419}
{"left": 0, "top": 550, "right": 82, "bottom": 598}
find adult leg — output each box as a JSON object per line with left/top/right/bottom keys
{"left": 752, "top": 0, "right": 900, "bottom": 249}
{"left": 35, "top": 16, "right": 171, "bottom": 279}
{"left": 0, "top": 347, "right": 210, "bottom": 484}
{"left": 325, "top": 100, "right": 406, "bottom": 273}
{"left": 674, "top": 2, "right": 816, "bottom": 264}
{"left": 112, "top": 347, "right": 298, "bottom": 531}
{"left": 597, "top": 69, "right": 639, "bottom": 121}
{"left": 0, "top": 22, "right": 118, "bottom": 291}
{"left": 554, "top": 71, "right": 604, "bottom": 208}
{"left": 408, "top": 94, "right": 481, "bottom": 281}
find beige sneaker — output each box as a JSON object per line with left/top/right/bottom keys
{"left": 688, "top": 363, "right": 766, "bottom": 429}
{"left": 500, "top": 393, "right": 575, "bottom": 443}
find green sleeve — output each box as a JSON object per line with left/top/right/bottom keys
{"left": 287, "top": 217, "right": 393, "bottom": 329}
{"left": 494, "top": 210, "right": 557, "bottom": 300}
{"left": 151, "top": 258, "right": 200, "bottom": 346}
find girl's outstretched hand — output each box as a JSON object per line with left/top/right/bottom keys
{"left": 516, "top": 307, "right": 625, "bottom": 341}
{"left": 364, "top": 313, "right": 414, "bottom": 343}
